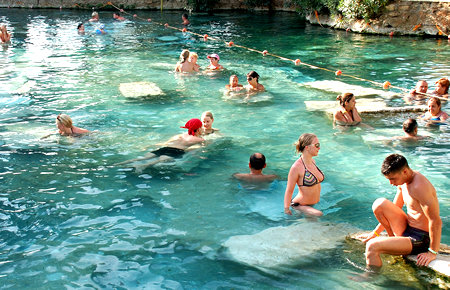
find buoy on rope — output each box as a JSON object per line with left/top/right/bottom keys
{"left": 335, "top": 70, "right": 342, "bottom": 76}
{"left": 164, "top": 23, "right": 169, "bottom": 27}
{"left": 107, "top": 1, "right": 112, "bottom": 5}
{"left": 294, "top": 59, "right": 301, "bottom": 66}
{"left": 383, "top": 81, "right": 391, "bottom": 90}
{"left": 262, "top": 50, "right": 268, "bottom": 56}
{"left": 120, "top": 9, "right": 124, "bottom": 12}
{"left": 203, "top": 34, "right": 208, "bottom": 41}
{"left": 182, "top": 28, "right": 187, "bottom": 32}
{"left": 227, "top": 41, "right": 234, "bottom": 47}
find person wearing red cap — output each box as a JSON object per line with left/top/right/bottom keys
{"left": 206, "top": 53, "right": 224, "bottom": 70}
{"left": 115, "top": 118, "right": 204, "bottom": 172}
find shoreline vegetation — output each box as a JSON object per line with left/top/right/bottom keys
{"left": 0, "top": 0, "right": 448, "bottom": 37}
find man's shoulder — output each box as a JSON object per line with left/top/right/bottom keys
{"left": 407, "top": 172, "right": 435, "bottom": 198}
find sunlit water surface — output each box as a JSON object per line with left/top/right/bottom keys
{"left": 0, "top": 8, "right": 449, "bottom": 289}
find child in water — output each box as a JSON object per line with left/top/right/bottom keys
{"left": 225, "top": 75, "right": 244, "bottom": 92}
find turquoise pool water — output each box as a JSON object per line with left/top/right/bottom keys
{"left": 0, "top": 8, "right": 449, "bottom": 288}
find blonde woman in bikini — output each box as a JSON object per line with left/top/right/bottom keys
{"left": 333, "top": 93, "right": 362, "bottom": 126}
{"left": 56, "top": 114, "right": 90, "bottom": 136}
{"left": 175, "top": 49, "right": 194, "bottom": 73}
{"left": 284, "top": 133, "right": 324, "bottom": 217}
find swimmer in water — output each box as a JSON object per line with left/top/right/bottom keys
{"left": 55, "top": 114, "right": 89, "bottom": 136}
{"left": 189, "top": 52, "right": 200, "bottom": 72}
{"left": 432, "top": 78, "right": 449, "bottom": 100}
{"left": 233, "top": 153, "right": 278, "bottom": 183}
{"left": 419, "top": 97, "right": 448, "bottom": 125}
{"left": 182, "top": 13, "right": 190, "bottom": 25}
{"left": 206, "top": 53, "right": 224, "bottom": 70}
{"left": 115, "top": 118, "right": 205, "bottom": 173}
{"left": 0, "top": 25, "right": 11, "bottom": 43}
{"left": 404, "top": 80, "right": 428, "bottom": 104}
{"left": 333, "top": 93, "right": 362, "bottom": 126}
{"left": 175, "top": 49, "right": 194, "bottom": 73}
{"left": 201, "top": 111, "right": 219, "bottom": 135}
{"left": 245, "top": 71, "right": 265, "bottom": 92}
{"left": 77, "top": 23, "right": 85, "bottom": 34}
{"left": 225, "top": 75, "right": 244, "bottom": 91}
{"left": 284, "top": 133, "right": 324, "bottom": 217}
{"left": 89, "top": 11, "right": 99, "bottom": 22}
{"left": 392, "top": 118, "right": 426, "bottom": 141}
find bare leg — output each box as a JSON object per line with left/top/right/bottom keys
{"left": 365, "top": 198, "right": 411, "bottom": 267}
{"left": 114, "top": 153, "right": 157, "bottom": 166}
{"left": 134, "top": 155, "right": 174, "bottom": 173}
{"left": 293, "top": 205, "right": 323, "bottom": 217}
{"left": 372, "top": 198, "right": 408, "bottom": 236}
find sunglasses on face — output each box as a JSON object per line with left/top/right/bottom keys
{"left": 313, "top": 143, "right": 320, "bottom": 148}
{"left": 247, "top": 77, "right": 253, "bottom": 81}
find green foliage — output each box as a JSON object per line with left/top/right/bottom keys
{"left": 289, "top": 0, "right": 391, "bottom": 20}
{"left": 338, "top": 0, "right": 391, "bottom": 20}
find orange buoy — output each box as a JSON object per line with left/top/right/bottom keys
{"left": 120, "top": 9, "right": 124, "bottom": 12}
{"left": 133, "top": 14, "right": 137, "bottom": 18}
{"left": 203, "top": 34, "right": 208, "bottom": 40}
{"left": 228, "top": 41, "right": 234, "bottom": 47}
{"left": 383, "top": 81, "right": 391, "bottom": 89}
{"left": 262, "top": 50, "right": 268, "bottom": 56}
{"left": 294, "top": 59, "right": 301, "bottom": 65}
{"left": 107, "top": 1, "right": 112, "bottom": 5}
{"left": 164, "top": 23, "right": 169, "bottom": 27}
{"left": 182, "top": 28, "right": 187, "bottom": 32}
{"left": 335, "top": 70, "right": 342, "bottom": 76}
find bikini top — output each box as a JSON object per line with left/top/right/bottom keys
{"left": 297, "top": 157, "right": 324, "bottom": 187}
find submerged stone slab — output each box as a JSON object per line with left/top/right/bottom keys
{"left": 302, "top": 80, "right": 400, "bottom": 98}
{"left": 119, "top": 82, "right": 164, "bottom": 98}
{"left": 223, "top": 220, "right": 352, "bottom": 270}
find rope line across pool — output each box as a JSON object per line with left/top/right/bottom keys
{"left": 105, "top": 1, "right": 447, "bottom": 101}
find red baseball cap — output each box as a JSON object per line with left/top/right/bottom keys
{"left": 181, "top": 118, "right": 202, "bottom": 135}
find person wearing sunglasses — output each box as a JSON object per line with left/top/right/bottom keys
{"left": 284, "top": 133, "right": 324, "bottom": 216}
{"left": 245, "top": 71, "right": 265, "bottom": 92}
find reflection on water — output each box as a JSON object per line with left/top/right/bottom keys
{"left": 0, "top": 8, "right": 449, "bottom": 288}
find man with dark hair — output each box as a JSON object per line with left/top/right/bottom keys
{"left": 363, "top": 153, "right": 441, "bottom": 271}
{"left": 233, "top": 153, "right": 277, "bottom": 183}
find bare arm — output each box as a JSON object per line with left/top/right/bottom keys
{"left": 351, "top": 108, "right": 362, "bottom": 123}
{"left": 414, "top": 182, "right": 441, "bottom": 266}
{"left": 283, "top": 164, "right": 300, "bottom": 215}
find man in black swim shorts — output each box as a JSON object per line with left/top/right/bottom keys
{"left": 362, "top": 154, "right": 441, "bottom": 270}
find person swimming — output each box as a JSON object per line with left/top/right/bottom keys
{"left": 284, "top": 133, "right": 324, "bottom": 217}
{"left": 115, "top": 118, "right": 205, "bottom": 172}
{"left": 206, "top": 53, "right": 224, "bottom": 70}
{"left": 189, "top": 52, "right": 200, "bottom": 72}
{"left": 245, "top": 71, "right": 265, "bottom": 92}
{"left": 333, "top": 93, "right": 362, "bottom": 126}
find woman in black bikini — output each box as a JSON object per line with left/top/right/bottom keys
{"left": 333, "top": 93, "right": 362, "bottom": 126}
{"left": 284, "top": 133, "right": 324, "bottom": 216}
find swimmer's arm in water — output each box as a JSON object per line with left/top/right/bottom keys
{"left": 40, "top": 131, "right": 58, "bottom": 140}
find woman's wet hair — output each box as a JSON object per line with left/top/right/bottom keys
{"left": 436, "top": 77, "right": 449, "bottom": 94}
{"left": 201, "top": 111, "right": 214, "bottom": 120}
{"left": 428, "top": 96, "right": 441, "bottom": 108}
{"left": 179, "top": 49, "right": 190, "bottom": 63}
{"left": 295, "top": 133, "right": 316, "bottom": 153}
{"left": 247, "top": 71, "right": 260, "bottom": 82}
{"left": 77, "top": 23, "right": 84, "bottom": 30}
{"left": 182, "top": 13, "right": 189, "bottom": 19}
{"left": 336, "top": 93, "right": 354, "bottom": 107}
{"left": 381, "top": 154, "right": 409, "bottom": 175}
{"left": 56, "top": 114, "right": 73, "bottom": 128}
{"left": 403, "top": 118, "right": 418, "bottom": 134}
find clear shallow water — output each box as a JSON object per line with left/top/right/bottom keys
{"left": 0, "top": 8, "right": 449, "bottom": 289}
